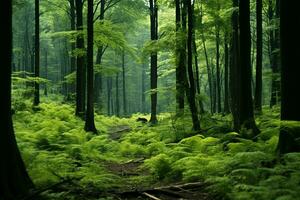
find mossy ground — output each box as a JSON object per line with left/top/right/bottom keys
{"left": 13, "top": 100, "right": 300, "bottom": 200}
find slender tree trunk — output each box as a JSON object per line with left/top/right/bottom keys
{"left": 34, "top": 0, "right": 40, "bottom": 106}
{"left": 201, "top": 35, "right": 213, "bottom": 113}
{"left": 122, "top": 50, "right": 127, "bottom": 115}
{"left": 141, "top": 63, "right": 146, "bottom": 113}
{"left": 149, "top": 0, "right": 158, "bottom": 124}
{"left": 75, "top": 0, "right": 86, "bottom": 117}
{"left": 254, "top": 0, "right": 263, "bottom": 113}
{"left": 44, "top": 49, "right": 48, "bottom": 96}
{"left": 85, "top": 0, "right": 97, "bottom": 133}
{"left": 175, "top": 0, "right": 185, "bottom": 115}
{"left": 192, "top": 3, "right": 204, "bottom": 114}
{"left": 0, "top": 2, "right": 34, "bottom": 198}
{"left": 116, "top": 73, "right": 120, "bottom": 117}
{"left": 277, "top": 0, "right": 300, "bottom": 154}
{"left": 224, "top": 33, "right": 230, "bottom": 113}
{"left": 215, "top": 27, "right": 221, "bottom": 113}
{"left": 269, "top": 0, "right": 280, "bottom": 108}
{"left": 187, "top": 0, "right": 200, "bottom": 131}
{"left": 107, "top": 78, "right": 112, "bottom": 116}
{"left": 69, "top": 0, "right": 76, "bottom": 95}
{"left": 95, "top": 0, "right": 105, "bottom": 109}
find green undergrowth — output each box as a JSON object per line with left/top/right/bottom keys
{"left": 13, "top": 101, "right": 300, "bottom": 200}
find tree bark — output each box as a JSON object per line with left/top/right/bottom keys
{"left": 224, "top": 32, "right": 230, "bottom": 114}
{"left": 0, "top": 2, "right": 34, "bottom": 198}
{"left": 34, "top": 0, "right": 40, "bottom": 106}
{"left": 269, "top": 0, "right": 280, "bottom": 108}
{"left": 75, "top": 0, "right": 86, "bottom": 117}
{"left": 69, "top": 0, "right": 76, "bottom": 95}
{"left": 254, "top": 0, "right": 263, "bottom": 113}
{"left": 95, "top": 0, "right": 105, "bottom": 110}
{"left": 277, "top": 0, "right": 300, "bottom": 154}
{"left": 122, "top": 50, "right": 127, "bottom": 115}
{"left": 175, "top": 0, "right": 185, "bottom": 116}
{"left": 187, "top": 0, "right": 200, "bottom": 131}
{"left": 238, "top": 0, "right": 260, "bottom": 136}
{"left": 85, "top": 0, "right": 97, "bottom": 133}
{"left": 149, "top": 0, "right": 158, "bottom": 124}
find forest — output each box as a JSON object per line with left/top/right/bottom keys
{"left": 1, "top": 0, "right": 300, "bottom": 199}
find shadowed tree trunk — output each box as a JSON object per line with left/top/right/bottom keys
{"left": 175, "top": 0, "right": 185, "bottom": 116}
{"left": 254, "top": 0, "right": 263, "bottom": 113}
{"left": 277, "top": 0, "right": 300, "bottom": 154}
{"left": 69, "top": 0, "right": 76, "bottom": 96}
{"left": 215, "top": 26, "right": 221, "bottom": 113}
{"left": 85, "top": 0, "right": 97, "bottom": 133}
{"left": 122, "top": 50, "right": 127, "bottom": 115}
{"left": 75, "top": 0, "right": 86, "bottom": 117}
{"left": 236, "top": 0, "right": 260, "bottom": 137}
{"left": 224, "top": 32, "right": 230, "bottom": 114}
{"left": 269, "top": 0, "right": 280, "bottom": 108}
{"left": 95, "top": 0, "right": 105, "bottom": 110}
{"left": 34, "top": 0, "right": 40, "bottom": 106}
{"left": 44, "top": 49, "right": 48, "bottom": 96}
{"left": 187, "top": 0, "right": 200, "bottom": 131}
{"left": 0, "top": 1, "right": 34, "bottom": 198}
{"left": 149, "top": 0, "right": 158, "bottom": 124}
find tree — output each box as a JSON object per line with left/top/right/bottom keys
{"left": 94, "top": 0, "right": 105, "bottom": 110}
{"left": 254, "top": 0, "right": 262, "bottom": 113}
{"left": 277, "top": 0, "right": 300, "bottom": 154}
{"left": 68, "top": 0, "right": 76, "bottom": 95}
{"left": 33, "top": 0, "right": 40, "bottom": 106}
{"left": 231, "top": 0, "right": 259, "bottom": 137}
{"left": 75, "top": 0, "right": 86, "bottom": 117}
{"left": 85, "top": 0, "right": 97, "bottom": 133}
{"left": 175, "top": 0, "right": 185, "bottom": 116}
{"left": 187, "top": 0, "right": 200, "bottom": 131}
{"left": 0, "top": 1, "right": 34, "bottom": 198}
{"left": 149, "top": 0, "right": 158, "bottom": 124}
{"left": 269, "top": 0, "right": 280, "bottom": 108}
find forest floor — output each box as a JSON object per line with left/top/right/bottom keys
{"left": 13, "top": 100, "right": 300, "bottom": 200}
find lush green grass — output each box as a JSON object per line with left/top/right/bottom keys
{"left": 13, "top": 101, "right": 300, "bottom": 200}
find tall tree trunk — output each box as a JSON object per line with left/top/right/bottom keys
{"left": 107, "top": 78, "right": 112, "bottom": 116}
{"left": 215, "top": 26, "right": 221, "bottom": 113}
{"left": 201, "top": 35, "right": 213, "bottom": 113}
{"left": 187, "top": 0, "right": 200, "bottom": 131}
{"left": 75, "top": 0, "right": 86, "bottom": 117}
{"left": 238, "top": 0, "right": 259, "bottom": 136}
{"left": 34, "top": 0, "right": 40, "bottom": 106}
{"left": 85, "top": 0, "right": 97, "bottom": 133}
{"left": 141, "top": 63, "right": 147, "bottom": 113}
{"left": 277, "top": 0, "right": 300, "bottom": 154}
{"left": 175, "top": 0, "right": 185, "bottom": 115}
{"left": 121, "top": 50, "right": 127, "bottom": 115}
{"left": 192, "top": 3, "right": 204, "bottom": 114}
{"left": 149, "top": 0, "right": 158, "bottom": 124}
{"left": 224, "top": 33, "right": 230, "bottom": 113}
{"left": 95, "top": 0, "right": 105, "bottom": 109}
{"left": 69, "top": 0, "right": 76, "bottom": 95}
{"left": 269, "top": 0, "right": 280, "bottom": 108}
{"left": 254, "top": 0, "right": 263, "bottom": 113}
{"left": 0, "top": 2, "right": 34, "bottom": 198}
{"left": 44, "top": 49, "right": 48, "bottom": 96}
{"left": 116, "top": 73, "right": 120, "bottom": 117}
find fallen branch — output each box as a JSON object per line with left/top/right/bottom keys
{"left": 142, "top": 192, "right": 162, "bottom": 200}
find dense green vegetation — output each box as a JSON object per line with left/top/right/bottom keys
{"left": 13, "top": 100, "right": 300, "bottom": 199}
{"left": 1, "top": 0, "right": 300, "bottom": 199}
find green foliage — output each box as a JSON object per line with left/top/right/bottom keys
{"left": 12, "top": 101, "right": 300, "bottom": 199}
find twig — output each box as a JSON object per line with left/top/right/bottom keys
{"left": 142, "top": 192, "right": 161, "bottom": 200}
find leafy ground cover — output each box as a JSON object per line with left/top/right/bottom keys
{"left": 14, "top": 101, "right": 300, "bottom": 200}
